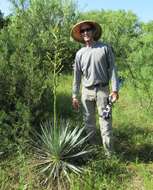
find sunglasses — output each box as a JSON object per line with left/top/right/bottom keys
{"left": 80, "top": 27, "right": 93, "bottom": 34}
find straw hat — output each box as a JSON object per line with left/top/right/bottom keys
{"left": 71, "top": 20, "right": 102, "bottom": 43}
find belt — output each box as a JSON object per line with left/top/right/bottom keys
{"left": 86, "top": 83, "right": 108, "bottom": 89}
{"left": 94, "top": 83, "right": 108, "bottom": 87}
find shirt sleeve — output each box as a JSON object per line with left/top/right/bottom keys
{"left": 107, "top": 46, "right": 119, "bottom": 92}
{"left": 72, "top": 54, "right": 82, "bottom": 98}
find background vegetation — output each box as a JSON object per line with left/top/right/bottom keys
{"left": 0, "top": 0, "right": 153, "bottom": 189}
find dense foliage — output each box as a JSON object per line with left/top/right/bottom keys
{"left": 0, "top": 0, "right": 153, "bottom": 189}
{"left": 0, "top": 0, "right": 79, "bottom": 152}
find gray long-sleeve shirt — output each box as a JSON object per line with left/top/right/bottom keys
{"left": 72, "top": 41, "right": 119, "bottom": 98}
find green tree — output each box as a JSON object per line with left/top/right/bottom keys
{"left": 0, "top": 10, "right": 10, "bottom": 29}
{"left": 0, "top": 10, "right": 4, "bottom": 29}
{"left": 0, "top": 0, "right": 79, "bottom": 152}
{"left": 126, "top": 21, "right": 153, "bottom": 109}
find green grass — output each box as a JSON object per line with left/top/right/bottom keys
{"left": 0, "top": 74, "right": 153, "bottom": 190}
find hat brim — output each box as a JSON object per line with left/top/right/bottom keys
{"left": 71, "top": 20, "right": 102, "bottom": 43}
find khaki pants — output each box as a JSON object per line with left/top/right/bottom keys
{"left": 81, "top": 85, "right": 113, "bottom": 155}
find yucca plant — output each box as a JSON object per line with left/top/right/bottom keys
{"left": 32, "top": 119, "right": 92, "bottom": 189}
{"left": 30, "top": 26, "right": 93, "bottom": 189}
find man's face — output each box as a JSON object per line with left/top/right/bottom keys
{"left": 80, "top": 24, "right": 94, "bottom": 43}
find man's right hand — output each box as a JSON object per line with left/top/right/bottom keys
{"left": 72, "top": 97, "right": 80, "bottom": 110}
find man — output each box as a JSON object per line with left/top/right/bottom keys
{"left": 71, "top": 20, "right": 119, "bottom": 157}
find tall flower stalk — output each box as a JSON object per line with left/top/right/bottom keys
{"left": 47, "top": 26, "right": 63, "bottom": 128}
{"left": 52, "top": 45, "right": 63, "bottom": 128}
